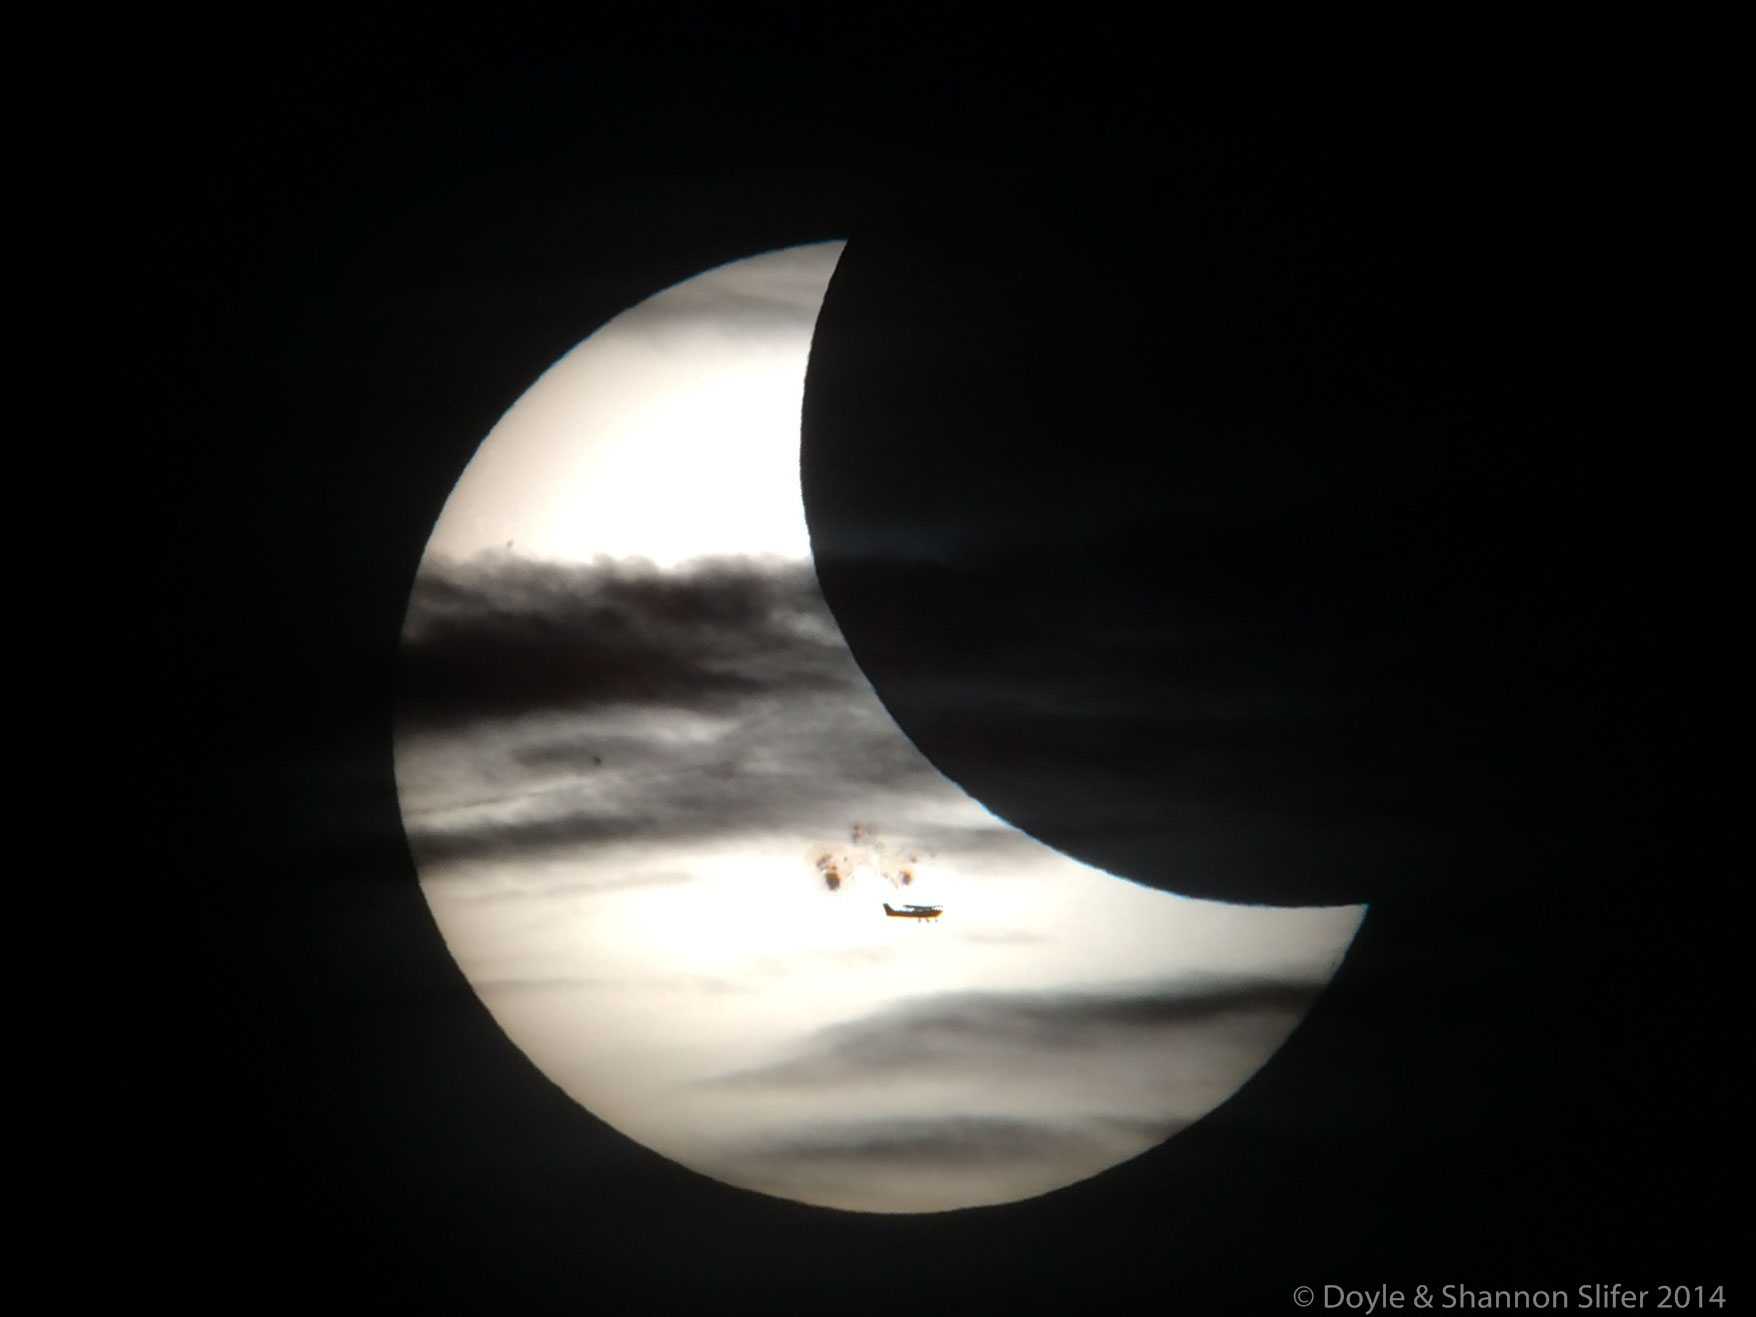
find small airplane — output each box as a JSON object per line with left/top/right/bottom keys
{"left": 883, "top": 902, "right": 943, "bottom": 920}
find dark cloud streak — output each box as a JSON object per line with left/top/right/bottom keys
{"left": 399, "top": 554, "right": 849, "bottom": 730}
{"left": 398, "top": 553, "right": 965, "bottom": 866}
{"left": 739, "top": 1114, "right": 1119, "bottom": 1171}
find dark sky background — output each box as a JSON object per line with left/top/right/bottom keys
{"left": 126, "top": 17, "right": 1735, "bottom": 1314}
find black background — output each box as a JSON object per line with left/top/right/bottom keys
{"left": 124, "top": 15, "right": 1735, "bottom": 1314}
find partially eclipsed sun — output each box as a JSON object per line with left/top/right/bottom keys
{"left": 394, "top": 241, "right": 1365, "bottom": 1213}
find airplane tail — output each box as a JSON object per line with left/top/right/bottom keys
{"left": 882, "top": 902, "right": 898, "bottom": 915}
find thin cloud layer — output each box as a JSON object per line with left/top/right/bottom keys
{"left": 676, "top": 979, "right": 1324, "bottom": 1210}
{"left": 617, "top": 242, "right": 847, "bottom": 345}
{"left": 700, "top": 1112, "right": 1136, "bottom": 1214}
{"left": 707, "top": 978, "right": 1321, "bottom": 1091}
